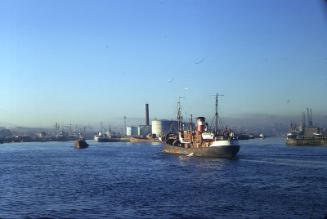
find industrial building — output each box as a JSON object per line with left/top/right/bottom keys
{"left": 126, "top": 126, "right": 138, "bottom": 136}
{"left": 137, "top": 103, "right": 152, "bottom": 137}
{"left": 138, "top": 125, "right": 152, "bottom": 137}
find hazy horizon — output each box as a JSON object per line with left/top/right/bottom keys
{"left": 2, "top": 112, "right": 327, "bottom": 133}
{"left": 1, "top": 0, "right": 327, "bottom": 127}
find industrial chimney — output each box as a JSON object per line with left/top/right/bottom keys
{"left": 145, "top": 103, "right": 150, "bottom": 126}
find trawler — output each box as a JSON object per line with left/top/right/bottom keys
{"left": 163, "top": 94, "right": 240, "bottom": 158}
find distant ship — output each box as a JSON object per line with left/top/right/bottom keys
{"left": 259, "top": 133, "right": 265, "bottom": 139}
{"left": 94, "top": 132, "right": 121, "bottom": 142}
{"left": 162, "top": 94, "right": 240, "bottom": 158}
{"left": 286, "top": 108, "right": 327, "bottom": 146}
{"left": 55, "top": 130, "right": 76, "bottom": 141}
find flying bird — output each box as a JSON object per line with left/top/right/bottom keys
{"left": 194, "top": 57, "right": 205, "bottom": 65}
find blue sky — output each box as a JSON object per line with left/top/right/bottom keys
{"left": 0, "top": 0, "right": 327, "bottom": 127}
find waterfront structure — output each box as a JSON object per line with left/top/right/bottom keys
{"left": 126, "top": 126, "right": 138, "bottom": 136}
{"left": 137, "top": 125, "right": 152, "bottom": 137}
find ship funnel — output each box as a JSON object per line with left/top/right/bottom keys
{"left": 196, "top": 117, "right": 206, "bottom": 133}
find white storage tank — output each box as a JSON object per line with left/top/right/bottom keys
{"left": 151, "top": 120, "right": 178, "bottom": 137}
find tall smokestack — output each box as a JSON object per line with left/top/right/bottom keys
{"left": 145, "top": 103, "right": 150, "bottom": 126}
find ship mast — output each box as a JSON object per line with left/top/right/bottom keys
{"left": 177, "top": 96, "right": 184, "bottom": 132}
{"left": 214, "top": 93, "right": 224, "bottom": 135}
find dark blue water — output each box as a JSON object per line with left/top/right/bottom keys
{"left": 0, "top": 138, "right": 326, "bottom": 218}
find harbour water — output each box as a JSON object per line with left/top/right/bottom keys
{"left": 0, "top": 138, "right": 326, "bottom": 218}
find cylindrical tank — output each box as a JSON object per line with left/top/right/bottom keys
{"left": 152, "top": 120, "right": 163, "bottom": 137}
{"left": 196, "top": 117, "right": 206, "bottom": 133}
{"left": 152, "top": 120, "right": 178, "bottom": 137}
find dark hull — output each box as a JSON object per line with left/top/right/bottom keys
{"left": 95, "top": 138, "right": 122, "bottom": 143}
{"left": 74, "top": 140, "right": 89, "bottom": 149}
{"left": 163, "top": 144, "right": 240, "bottom": 158}
{"left": 286, "top": 138, "right": 327, "bottom": 146}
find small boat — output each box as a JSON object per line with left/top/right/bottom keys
{"left": 94, "top": 131, "right": 122, "bottom": 142}
{"left": 74, "top": 138, "right": 89, "bottom": 149}
{"left": 163, "top": 94, "right": 240, "bottom": 158}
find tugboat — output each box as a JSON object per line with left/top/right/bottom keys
{"left": 163, "top": 94, "right": 240, "bottom": 158}
{"left": 74, "top": 137, "right": 89, "bottom": 149}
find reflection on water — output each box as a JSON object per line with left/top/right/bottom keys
{"left": 0, "top": 138, "right": 326, "bottom": 218}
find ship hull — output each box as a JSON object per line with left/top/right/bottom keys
{"left": 286, "top": 138, "right": 327, "bottom": 146}
{"left": 163, "top": 144, "right": 240, "bottom": 158}
{"left": 94, "top": 137, "right": 121, "bottom": 143}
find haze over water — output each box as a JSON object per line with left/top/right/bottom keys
{"left": 0, "top": 138, "right": 326, "bottom": 218}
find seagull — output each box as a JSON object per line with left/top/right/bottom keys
{"left": 194, "top": 57, "right": 205, "bottom": 65}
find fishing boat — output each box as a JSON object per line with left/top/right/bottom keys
{"left": 163, "top": 94, "right": 240, "bottom": 158}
